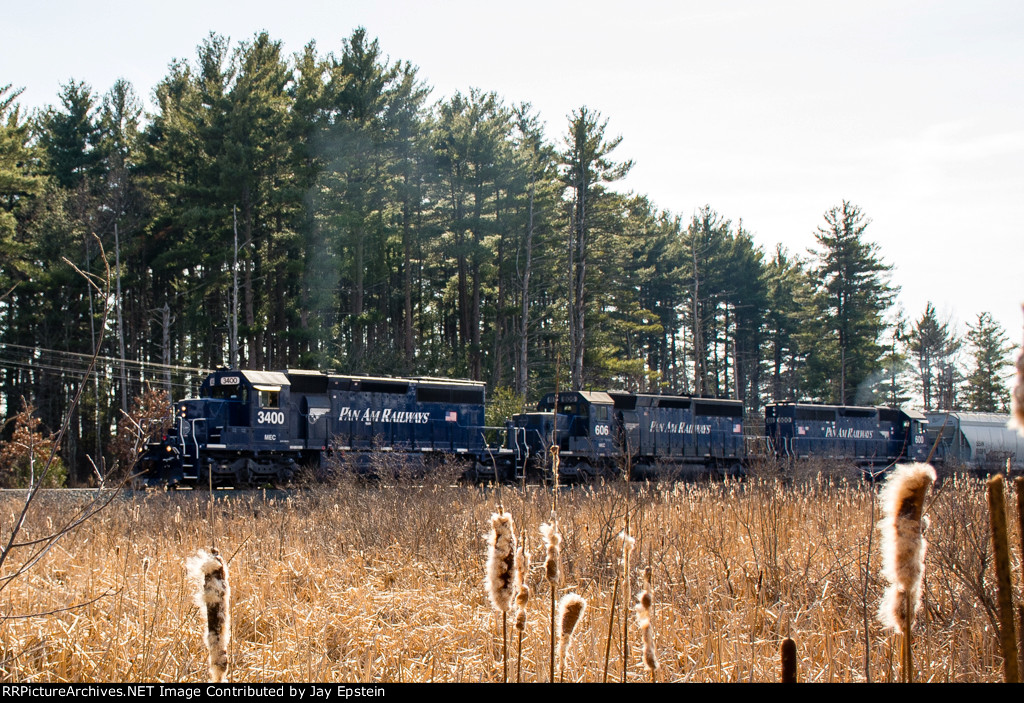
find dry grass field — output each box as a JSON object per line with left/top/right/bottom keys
{"left": 0, "top": 465, "right": 1019, "bottom": 683}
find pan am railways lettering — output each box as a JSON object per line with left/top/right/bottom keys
{"left": 824, "top": 427, "right": 875, "bottom": 439}
{"left": 649, "top": 421, "right": 712, "bottom": 434}
{"left": 338, "top": 407, "right": 431, "bottom": 424}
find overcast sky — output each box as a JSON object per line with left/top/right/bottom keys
{"left": 4, "top": 0, "right": 1022, "bottom": 355}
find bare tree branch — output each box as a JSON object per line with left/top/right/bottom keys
{"left": 0, "top": 236, "right": 125, "bottom": 612}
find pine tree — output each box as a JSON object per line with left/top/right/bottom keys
{"left": 561, "top": 107, "right": 632, "bottom": 391}
{"left": 430, "top": 88, "right": 512, "bottom": 379}
{"left": 678, "top": 206, "right": 732, "bottom": 396}
{"left": 805, "top": 201, "right": 896, "bottom": 404}
{"left": 908, "top": 302, "right": 960, "bottom": 410}
{"left": 763, "top": 245, "right": 809, "bottom": 401}
{"left": 964, "top": 312, "right": 1013, "bottom": 412}
{"left": 36, "top": 80, "right": 100, "bottom": 190}
{"left": 0, "top": 85, "right": 44, "bottom": 283}
{"left": 317, "top": 28, "right": 401, "bottom": 371}
{"left": 508, "top": 103, "right": 557, "bottom": 397}
{"left": 226, "top": 31, "right": 297, "bottom": 368}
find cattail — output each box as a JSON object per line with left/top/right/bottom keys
{"left": 186, "top": 548, "right": 231, "bottom": 683}
{"left": 540, "top": 522, "right": 561, "bottom": 586}
{"left": 541, "top": 521, "right": 562, "bottom": 681}
{"left": 635, "top": 566, "right": 659, "bottom": 679}
{"left": 514, "top": 543, "right": 531, "bottom": 631}
{"left": 780, "top": 637, "right": 798, "bottom": 683}
{"left": 877, "top": 463, "right": 935, "bottom": 683}
{"left": 513, "top": 542, "right": 531, "bottom": 683}
{"left": 485, "top": 510, "right": 517, "bottom": 613}
{"left": 1011, "top": 306, "right": 1024, "bottom": 434}
{"left": 557, "top": 593, "right": 587, "bottom": 680}
{"left": 485, "top": 510, "right": 517, "bottom": 683}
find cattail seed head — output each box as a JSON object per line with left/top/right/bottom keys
{"left": 1011, "top": 310, "right": 1024, "bottom": 435}
{"left": 780, "top": 637, "right": 797, "bottom": 683}
{"left": 619, "top": 531, "right": 635, "bottom": 565}
{"left": 877, "top": 463, "right": 936, "bottom": 632}
{"left": 515, "top": 584, "right": 531, "bottom": 631}
{"left": 186, "top": 548, "right": 231, "bottom": 682}
{"left": 540, "top": 522, "right": 561, "bottom": 585}
{"left": 485, "top": 511, "right": 517, "bottom": 613}
{"left": 639, "top": 590, "right": 653, "bottom": 612}
{"left": 557, "top": 593, "right": 587, "bottom": 670}
{"left": 635, "top": 566, "right": 659, "bottom": 674}
{"left": 514, "top": 543, "right": 531, "bottom": 631}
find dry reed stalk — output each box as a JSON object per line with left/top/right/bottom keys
{"left": 635, "top": 565, "right": 658, "bottom": 681}
{"left": 877, "top": 463, "right": 935, "bottom": 683}
{"left": 541, "top": 520, "right": 562, "bottom": 682}
{"left": 186, "top": 548, "right": 231, "bottom": 683}
{"left": 987, "top": 474, "right": 1021, "bottom": 683}
{"left": 513, "top": 540, "right": 531, "bottom": 682}
{"left": 602, "top": 575, "right": 619, "bottom": 683}
{"left": 485, "top": 509, "right": 517, "bottom": 682}
{"left": 780, "top": 637, "right": 797, "bottom": 683}
{"left": 9, "top": 476, "right": 1019, "bottom": 683}
{"left": 557, "top": 593, "right": 586, "bottom": 682}
{"left": 620, "top": 529, "right": 635, "bottom": 682}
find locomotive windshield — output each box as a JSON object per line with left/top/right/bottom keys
{"left": 207, "top": 385, "right": 248, "bottom": 403}
{"left": 559, "top": 402, "right": 585, "bottom": 416}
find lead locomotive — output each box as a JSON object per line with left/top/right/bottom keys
{"left": 135, "top": 368, "right": 508, "bottom": 486}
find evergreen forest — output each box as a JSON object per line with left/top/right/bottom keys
{"left": 0, "top": 29, "right": 1015, "bottom": 482}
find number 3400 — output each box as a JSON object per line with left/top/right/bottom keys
{"left": 257, "top": 410, "right": 285, "bottom": 425}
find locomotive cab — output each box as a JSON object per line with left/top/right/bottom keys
{"left": 201, "top": 370, "right": 292, "bottom": 440}
{"left": 528, "top": 391, "right": 617, "bottom": 479}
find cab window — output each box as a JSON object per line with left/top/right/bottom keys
{"left": 258, "top": 388, "right": 280, "bottom": 409}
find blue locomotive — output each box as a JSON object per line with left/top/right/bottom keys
{"left": 135, "top": 368, "right": 510, "bottom": 487}
{"left": 508, "top": 390, "right": 746, "bottom": 480}
{"left": 764, "top": 402, "right": 928, "bottom": 468}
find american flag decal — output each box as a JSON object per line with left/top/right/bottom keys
{"left": 733, "top": 423, "right": 742, "bottom": 433}
{"left": 446, "top": 411, "right": 457, "bottom": 422}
